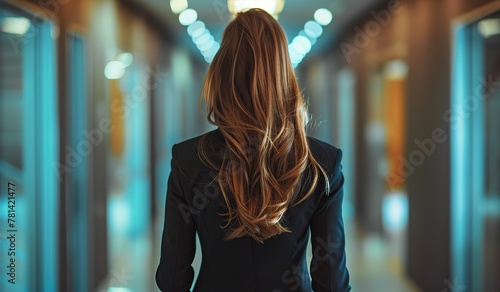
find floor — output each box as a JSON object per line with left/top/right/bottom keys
{"left": 344, "top": 224, "right": 421, "bottom": 292}
{"left": 96, "top": 208, "right": 421, "bottom": 292}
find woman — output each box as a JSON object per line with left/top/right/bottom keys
{"left": 156, "top": 8, "right": 350, "bottom": 292}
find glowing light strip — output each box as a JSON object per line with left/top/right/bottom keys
{"left": 170, "top": 1, "right": 333, "bottom": 66}
{"left": 289, "top": 8, "right": 333, "bottom": 68}
{"left": 171, "top": 0, "right": 219, "bottom": 62}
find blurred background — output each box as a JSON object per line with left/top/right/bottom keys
{"left": 0, "top": 0, "right": 499, "bottom": 291}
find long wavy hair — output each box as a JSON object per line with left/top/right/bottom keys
{"left": 199, "top": 8, "right": 329, "bottom": 243}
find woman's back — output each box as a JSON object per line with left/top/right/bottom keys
{"left": 156, "top": 8, "right": 350, "bottom": 292}
{"left": 156, "top": 129, "right": 350, "bottom": 291}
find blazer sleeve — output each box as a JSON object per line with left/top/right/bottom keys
{"left": 309, "top": 149, "right": 351, "bottom": 292}
{"left": 156, "top": 144, "right": 196, "bottom": 292}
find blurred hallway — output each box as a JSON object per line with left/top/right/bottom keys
{"left": 97, "top": 215, "right": 421, "bottom": 292}
{"left": 0, "top": 0, "right": 499, "bottom": 291}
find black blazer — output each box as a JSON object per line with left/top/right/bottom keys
{"left": 156, "top": 129, "right": 350, "bottom": 292}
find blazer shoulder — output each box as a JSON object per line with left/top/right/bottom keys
{"left": 171, "top": 129, "right": 222, "bottom": 167}
{"left": 307, "top": 136, "right": 343, "bottom": 178}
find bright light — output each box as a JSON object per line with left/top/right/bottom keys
{"left": 202, "top": 42, "right": 220, "bottom": 57}
{"left": 382, "top": 193, "right": 408, "bottom": 231}
{"left": 170, "top": 0, "right": 188, "bottom": 14}
{"left": 292, "top": 36, "right": 312, "bottom": 54}
{"left": 314, "top": 8, "right": 333, "bottom": 26}
{"left": 104, "top": 61, "right": 126, "bottom": 79}
{"left": 299, "top": 30, "right": 317, "bottom": 46}
{"left": 179, "top": 9, "right": 198, "bottom": 26}
{"left": 187, "top": 21, "right": 205, "bottom": 37}
{"left": 204, "top": 55, "right": 215, "bottom": 63}
{"left": 304, "top": 20, "right": 323, "bottom": 38}
{"left": 116, "top": 52, "right": 133, "bottom": 68}
{"left": 194, "top": 31, "right": 211, "bottom": 46}
{"left": 478, "top": 18, "right": 500, "bottom": 38}
{"left": 198, "top": 36, "right": 215, "bottom": 51}
{"left": 108, "top": 197, "right": 130, "bottom": 232}
{"left": 288, "top": 45, "right": 304, "bottom": 64}
{"left": 202, "top": 41, "right": 220, "bottom": 63}
{"left": 384, "top": 60, "right": 408, "bottom": 79}
{"left": 0, "top": 17, "right": 31, "bottom": 35}
{"left": 190, "top": 27, "right": 220, "bottom": 63}
{"left": 228, "top": 0, "right": 286, "bottom": 17}
{"left": 191, "top": 27, "right": 208, "bottom": 40}
{"left": 289, "top": 42, "right": 305, "bottom": 62}
{"left": 287, "top": 11, "right": 329, "bottom": 67}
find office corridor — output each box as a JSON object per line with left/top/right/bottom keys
{"left": 0, "top": 0, "right": 499, "bottom": 291}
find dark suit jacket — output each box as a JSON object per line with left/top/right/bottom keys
{"left": 156, "top": 129, "right": 350, "bottom": 292}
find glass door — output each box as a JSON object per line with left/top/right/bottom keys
{"left": 452, "top": 9, "right": 500, "bottom": 292}
{"left": 0, "top": 4, "right": 58, "bottom": 291}
{"left": 0, "top": 8, "right": 35, "bottom": 291}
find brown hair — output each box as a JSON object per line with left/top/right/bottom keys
{"left": 199, "top": 8, "right": 328, "bottom": 243}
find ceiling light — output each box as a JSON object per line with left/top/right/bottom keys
{"left": 187, "top": 21, "right": 205, "bottom": 37}
{"left": 228, "top": 0, "right": 286, "bottom": 17}
{"left": 104, "top": 61, "right": 126, "bottom": 79}
{"left": 314, "top": 8, "right": 333, "bottom": 26}
{"left": 179, "top": 9, "right": 198, "bottom": 26}
{"left": 299, "top": 30, "right": 317, "bottom": 46}
{"left": 202, "top": 42, "right": 220, "bottom": 57}
{"left": 192, "top": 27, "right": 208, "bottom": 40}
{"left": 286, "top": 10, "right": 329, "bottom": 67}
{"left": 195, "top": 32, "right": 212, "bottom": 46}
{"left": 202, "top": 41, "right": 220, "bottom": 63}
{"left": 0, "top": 17, "right": 31, "bottom": 35}
{"left": 116, "top": 52, "right": 133, "bottom": 68}
{"left": 292, "top": 36, "right": 312, "bottom": 54}
{"left": 198, "top": 36, "right": 215, "bottom": 51}
{"left": 170, "top": 0, "right": 188, "bottom": 14}
{"left": 478, "top": 18, "right": 500, "bottom": 38}
{"left": 204, "top": 55, "right": 215, "bottom": 63}
{"left": 288, "top": 45, "right": 304, "bottom": 62}
{"left": 304, "top": 20, "right": 323, "bottom": 38}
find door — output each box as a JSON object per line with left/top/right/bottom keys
{"left": 0, "top": 4, "right": 58, "bottom": 291}
{"left": 452, "top": 8, "right": 500, "bottom": 292}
